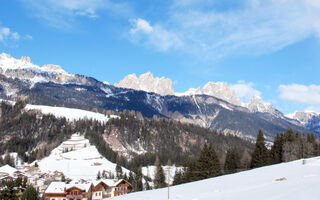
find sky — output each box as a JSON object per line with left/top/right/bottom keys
{"left": 0, "top": 0, "right": 320, "bottom": 114}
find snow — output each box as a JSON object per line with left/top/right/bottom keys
{"left": 113, "top": 157, "right": 320, "bottom": 200}
{"left": 25, "top": 104, "right": 118, "bottom": 123}
{"left": 142, "top": 165, "right": 183, "bottom": 185}
{"left": 0, "top": 53, "right": 69, "bottom": 75}
{"left": 36, "top": 136, "right": 129, "bottom": 181}
{"left": 0, "top": 164, "right": 18, "bottom": 176}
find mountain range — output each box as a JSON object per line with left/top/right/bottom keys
{"left": 0, "top": 53, "right": 317, "bottom": 140}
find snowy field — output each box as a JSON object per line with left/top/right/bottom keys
{"left": 36, "top": 144, "right": 128, "bottom": 181}
{"left": 113, "top": 157, "right": 320, "bottom": 200}
{"left": 26, "top": 104, "right": 118, "bottom": 123}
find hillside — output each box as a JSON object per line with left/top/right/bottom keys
{"left": 36, "top": 134, "right": 128, "bottom": 181}
{"left": 113, "top": 157, "right": 320, "bottom": 200}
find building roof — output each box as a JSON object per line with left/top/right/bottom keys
{"left": 45, "top": 182, "right": 93, "bottom": 194}
{"left": 93, "top": 179, "right": 130, "bottom": 187}
{"left": 45, "top": 182, "right": 66, "bottom": 194}
{"left": 66, "top": 183, "right": 92, "bottom": 192}
{"left": 0, "top": 165, "right": 18, "bottom": 176}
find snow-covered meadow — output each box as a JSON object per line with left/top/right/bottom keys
{"left": 113, "top": 157, "right": 320, "bottom": 200}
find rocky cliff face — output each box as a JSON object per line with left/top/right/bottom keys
{"left": 115, "top": 72, "right": 175, "bottom": 96}
{"left": 286, "top": 111, "right": 320, "bottom": 134}
{"left": 179, "top": 82, "right": 242, "bottom": 106}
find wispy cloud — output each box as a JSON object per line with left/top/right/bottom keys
{"left": 129, "top": 0, "right": 320, "bottom": 58}
{"left": 129, "top": 18, "right": 183, "bottom": 51}
{"left": 0, "top": 27, "right": 20, "bottom": 44}
{"left": 230, "top": 80, "right": 261, "bottom": 103}
{"left": 279, "top": 84, "right": 320, "bottom": 112}
{"left": 20, "top": 0, "right": 132, "bottom": 29}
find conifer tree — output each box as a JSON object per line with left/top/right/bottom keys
{"left": 96, "top": 171, "right": 101, "bottom": 180}
{"left": 250, "top": 130, "right": 270, "bottom": 168}
{"left": 116, "top": 164, "right": 123, "bottom": 179}
{"left": 21, "top": 185, "right": 40, "bottom": 200}
{"left": 270, "top": 134, "right": 284, "bottom": 164}
{"left": 224, "top": 148, "right": 240, "bottom": 174}
{"left": 154, "top": 156, "right": 166, "bottom": 188}
{"left": 173, "top": 169, "right": 183, "bottom": 185}
{"left": 134, "top": 167, "right": 143, "bottom": 191}
{"left": 196, "top": 143, "right": 221, "bottom": 179}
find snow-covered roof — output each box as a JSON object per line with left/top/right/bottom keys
{"left": 66, "top": 183, "right": 92, "bottom": 192}
{"left": 45, "top": 182, "right": 93, "bottom": 194}
{"left": 93, "top": 179, "right": 129, "bottom": 187}
{"left": 0, "top": 165, "right": 18, "bottom": 176}
{"left": 45, "top": 182, "right": 66, "bottom": 194}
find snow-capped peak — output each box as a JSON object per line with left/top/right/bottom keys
{"left": 246, "top": 95, "right": 277, "bottom": 114}
{"left": 115, "top": 72, "right": 175, "bottom": 96}
{"left": 0, "top": 52, "right": 69, "bottom": 75}
{"left": 285, "top": 111, "right": 319, "bottom": 125}
{"left": 177, "top": 81, "right": 242, "bottom": 106}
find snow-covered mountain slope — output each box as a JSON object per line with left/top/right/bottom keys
{"left": 36, "top": 134, "right": 128, "bottom": 181}
{"left": 115, "top": 72, "right": 174, "bottom": 96}
{"left": 0, "top": 53, "right": 74, "bottom": 85}
{"left": 286, "top": 111, "right": 320, "bottom": 134}
{"left": 245, "top": 95, "right": 286, "bottom": 118}
{"left": 177, "top": 82, "right": 242, "bottom": 106}
{"left": 25, "top": 104, "right": 118, "bottom": 123}
{"left": 114, "top": 157, "right": 320, "bottom": 200}
{"left": 286, "top": 111, "right": 319, "bottom": 125}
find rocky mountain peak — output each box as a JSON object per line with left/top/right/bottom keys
{"left": 178, "top": 81, "right": 242, "bottom": 106}
{"left": 286, "top": 111, "right": 319, "bottom": 125}
{"left": 246, "top": 95, "right": 275, "bottom": 113}
{"left": 21, "top": 56, "right": 31, "bottom": 63}
{"left": 115, "top": 72, "right": 175, "bottom": 96}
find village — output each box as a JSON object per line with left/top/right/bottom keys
{"left": 0, "top": 134, "right": 132, "bottom": 200}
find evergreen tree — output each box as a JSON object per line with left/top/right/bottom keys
{"left": 270, "top": 134, "right": 284, "bottom": 164}
{"left": 21, "top": 185, "right": 40, "bottom": 200}
{"left": 250, "top": 130, "right": 270, "bottom": 168}
{"left": 0, "top": 181, "right": 19, "bottom": 200}
{"left": 133, "top": 167, "right": 143, "bottom": 191}
{"left": 173, "top": 169, "right": 183, "bottom": 185}
{"left": 96, "top": 171, "right": 101, "bottom": 180}
{"left": 154, "top": 156, "right": 166, "bottom": 188}
{"left": 224, "top": 148, "right": 240, "bottom": 174}
{"left": 196, "top": 143, "right": 221, "bottom": 179}
{"left": 116, "top": 164, "right": 123, "bottom": 179}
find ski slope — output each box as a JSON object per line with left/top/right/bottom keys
{"left": 36, "top": 140, "right": 128, "bottom": 181}
{"left": 26, "top": 104, "right": 118, "bottom": 123}
{"left": 113, "top": 157, "right": 320, "bottom": 200}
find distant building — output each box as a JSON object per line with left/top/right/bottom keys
{"left": 44, "top": 179, "right": 132, "bottom": 200}
{"left": 0, "top": 164, "right": 26, "bottom": 182}
{"left": 92, "top": 179, "right": 131, "bottom": 199}
{"left": 60, "top": 133, "right": 90, "bottom": 152}
{"left": 44, "top": 182, "right": 94, "bottom": 200}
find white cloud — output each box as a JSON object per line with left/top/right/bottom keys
{"left": 130, "top": 0, "right": 320, "bottom": 58}
{"left": 20, "top": 0, "right": 132, "bottom": 28}
{"left": 130, "top": 18, "right": 153, "bottom": 34}
{"left": 279, "top": 84, "right": 320, "bottom": 105}
{"left": 129, "top": 18, "right": 183, "bottom": 51}
{"left": 230, "top": 80, "right": 261, "bottom": 103}
{"left": 0, "top": 27, "right": 21, "bottom": 43}
{"left": 25, "top": 35, "right": 33, "bottom": 40}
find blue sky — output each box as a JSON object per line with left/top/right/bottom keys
{"left": 0, "top": 0, "right": 320, "bottom": 114}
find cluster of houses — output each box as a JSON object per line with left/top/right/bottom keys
{"left": 0, "top": 164, "right": 26, "bottom": 182}
{"left": 0, "top": 164, "right": 132, "bottom": 199}
{"left": 44, "top": 179, "right": 131, "bottom": 200}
